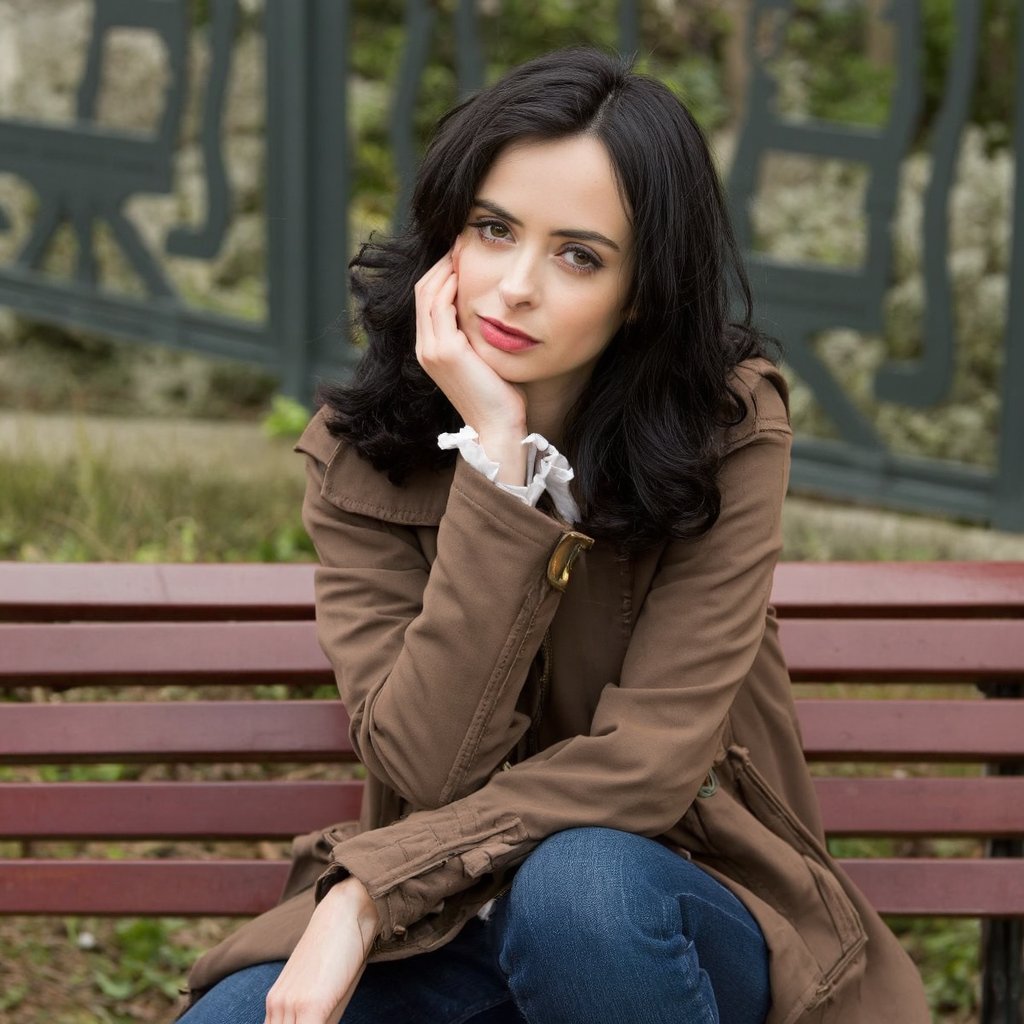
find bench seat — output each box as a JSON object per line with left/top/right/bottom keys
{"left": 1, "top": 561, "right": 1022, "bottom": 1018}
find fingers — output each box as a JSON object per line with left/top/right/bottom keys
{"left": 264, "top": 983, "right": 344, "bottom": 1024}
{"left": 415, "top": 249, "right": 464, "bottom": 372}
{"left": 429, "top": 271, "right": 460, "bottom": 339}
{"left": 413, "top": 249, "right": 456, "bottom": 363}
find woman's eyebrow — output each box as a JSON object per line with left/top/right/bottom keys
{"left": 472, "top": 198, "right": 622, "bottom": 252}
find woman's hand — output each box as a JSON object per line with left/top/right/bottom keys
{"left": 263, "top": 876, "right": 381, "bottom": 1024}
{"left": 415, "top": 240, "right": 529, "bottom": 484}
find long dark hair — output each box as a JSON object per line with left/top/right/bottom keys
{"left": 319, "top": 47, "right": 779, "bottom": 551}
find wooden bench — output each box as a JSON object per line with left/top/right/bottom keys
{"left": 1, "top": 561, "right": 1022, "bottom": 1021}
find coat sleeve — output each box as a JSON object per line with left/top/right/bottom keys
{"left": 297, "top": 415, "right": 586, "bottom": 810}
{"left": 313, "top": 370, "right": 794, "bottom": 947}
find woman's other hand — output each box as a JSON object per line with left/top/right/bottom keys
{"left": 415, "top": 240, "right": 529, "bottom": 485}
{"left": 263, "top": 876, "right": 381, "bottom": 1024}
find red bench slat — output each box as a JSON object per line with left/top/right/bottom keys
{"left": 3, "top": 618, "right": 1022, "bottom": 686}
{"left": 769, "top": 562, "right": 1024, "bottom": 617}
{"left": 5, "top": 699, "right": 1023, "bottom": 763}
{"left": 2, "top": 858, "right": 1021, "bottom": 917}
{"left": 840, "top": 859, "right": 1024, "bottom": 916}
{"left": 4, "top": 777, "right": 1023, "bottom": 840}
{"left": 3, "top": 561, "right": 1023, "bottom": 620}
{"left": 813, "top": 777, "right": 1024, "bottom": 836}
{"left": 798, "top": 700, "right": 1024, "bottom": 760}
{"left": 0, "top": 781, "right": 363, "bottom": 839}
{"left": 779, "top": 619, "right": 1024, "bottom": 680}
{"left": 0, "top": 702, "right": 354, "bottom": 763}
{"left": 0, "top": 622, "right": 333, "bottom": 685}
{"left": 0, "top": 860, "right": 289, "bottom": 915}
{"left": 0, "top": 563, "right": 317, "bottom": 621}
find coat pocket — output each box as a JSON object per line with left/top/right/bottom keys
{"left": 679, "top": 745, "right": 867, "bottom": 1013}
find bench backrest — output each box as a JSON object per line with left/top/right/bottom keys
{"left": 1, "top": 561, "right": 1022, "bottom": 918}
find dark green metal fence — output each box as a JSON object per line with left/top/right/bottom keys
{"left": 0, "top": 0, "right": 1020, "bottom": 531}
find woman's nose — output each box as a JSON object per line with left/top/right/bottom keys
{"left": 498, "top": 253, "right": 539, "bottom": 309}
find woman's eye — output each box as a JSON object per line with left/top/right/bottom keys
{"left": 563, "top": 247, "right": 600, "bottom": 273}
{"left": 470, "top": 219, "right": 511, "bottom": 242}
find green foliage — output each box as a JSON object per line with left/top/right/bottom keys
{"left": 343, "top": 0, "right": 731, "bottom": 234}
{"left": 636, "top": 52, "right": 729, "bottom": 133}
{"left": 255, "top": 520, "right": 317, "bottom": 562}
{"left": 806, "top": 52, "right": 893, "bottom": 127}
{"left": 481, "top": 0, "right": 619, "bottom": 67}
{"left": 775, "top": 0, "right": 1016, "bottom": 138}
{"left": 921, "top": 0, "right": 1017, "bottom": 141}
{"left": 773, "top": 0, "right": 894, "bottom": 126}
{"left": 889, "top": 916, "right": 980, "bottom": 1016}
{"left": 827, "top": 836, "right": 899, "bottom": 859}
{"left": 0, "top": 983, "right": 28, "bottom": 1013}
{"left": 262, "top": 394, "right": 311, "bottom": 440}
{"left": 36, "top": 764, "right": 132, "bottom": 783}
{"left": 0, "top": 448, "right": 312, "bottom": 564}
{"left": 65, "top": 917, "right": 199, "bottom": 1004}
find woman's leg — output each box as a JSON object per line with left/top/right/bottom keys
{"left": 178, "top": 915, "right": 524, "bottom": 1024}
{"left": 341, "top": 912, "right": 524, "bottom": 1023}
{"left": 175, "top": 960, "right": 285, "bottom": 1024}
{"left": 494, "top": 826, "right": 771, "bottom": 1024}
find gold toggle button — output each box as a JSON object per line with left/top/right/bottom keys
{"left": 546, "top": 531, "right": 594, "bottom": 591}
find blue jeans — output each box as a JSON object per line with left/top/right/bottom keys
{"left": 178, "top": 826, "right": 771, "bottom": 1024}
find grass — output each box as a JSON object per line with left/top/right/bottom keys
{"left": 0, "top": 444, "right": 314, "bottom": 565}
{"left": 0, "top": 914, "right": 227, "bottom": 1024}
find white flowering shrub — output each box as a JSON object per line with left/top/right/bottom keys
{"left": 748, "top": 126, "right": 1013, "bottom": 468}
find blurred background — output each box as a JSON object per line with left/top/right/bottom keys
{"left": 0, "top": 1, "right": 1022, "bottom": 1020}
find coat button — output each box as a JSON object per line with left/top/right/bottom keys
{"left": 697, "top": 767, "right": 718, "bottom": 799}
{"left": 547, "top": 531, "right": 594, "bottom": 591}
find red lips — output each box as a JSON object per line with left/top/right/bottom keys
{"left": 478, "top": 316, "right": 540, "bottom": 353}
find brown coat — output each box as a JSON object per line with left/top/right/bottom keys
{"left": 183, "top": 358, "right": 929, "bottom": 1023}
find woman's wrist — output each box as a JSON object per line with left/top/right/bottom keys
{"left": 475, "top": 424, "right": 529, "bottom": 486}
{"left": 322, "top": 876, "right": 382, "bottom": 954}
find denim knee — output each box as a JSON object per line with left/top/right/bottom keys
{"left": 502, "top": 827, "right": 672, "bottom": 949}
{"left": 496, "top": 826, "right": 770, "bottom": 1024}
{"left": 176, "top": 960, "right": 285, "bottom": 1024}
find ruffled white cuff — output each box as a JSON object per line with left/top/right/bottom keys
{"left": 437, "top": 425, "right": 580, "bottom": 525}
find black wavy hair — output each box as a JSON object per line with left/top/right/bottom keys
{"left": 319, "top": 46, "right": 779, "bottom": 551}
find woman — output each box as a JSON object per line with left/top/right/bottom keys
{"left": 177, "top": 47, "right": 929, "bottom": 1024}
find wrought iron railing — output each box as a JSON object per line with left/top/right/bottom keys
{"left": 0, "top": 0, "right": 1020, "bottom": 532}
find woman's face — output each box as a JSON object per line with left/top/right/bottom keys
{"left": 454, "top": 135, "right": 633, "bottom": 407}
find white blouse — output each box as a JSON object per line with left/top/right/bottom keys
{"left": 437, "top": 425, "right": 580, "bottom": 525}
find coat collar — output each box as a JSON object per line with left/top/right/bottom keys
{"left": 295, "top": 407, "right": 453, "bottom": 526}
{"left": 293, "top": 355, "right": 789, "bottom": 528}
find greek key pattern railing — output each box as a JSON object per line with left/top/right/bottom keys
{"left": 0, "top": 0, "right": 1019, "bottom": 530}
{"left": 729, "top": 0, "right": 1023, "bottom": 531}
